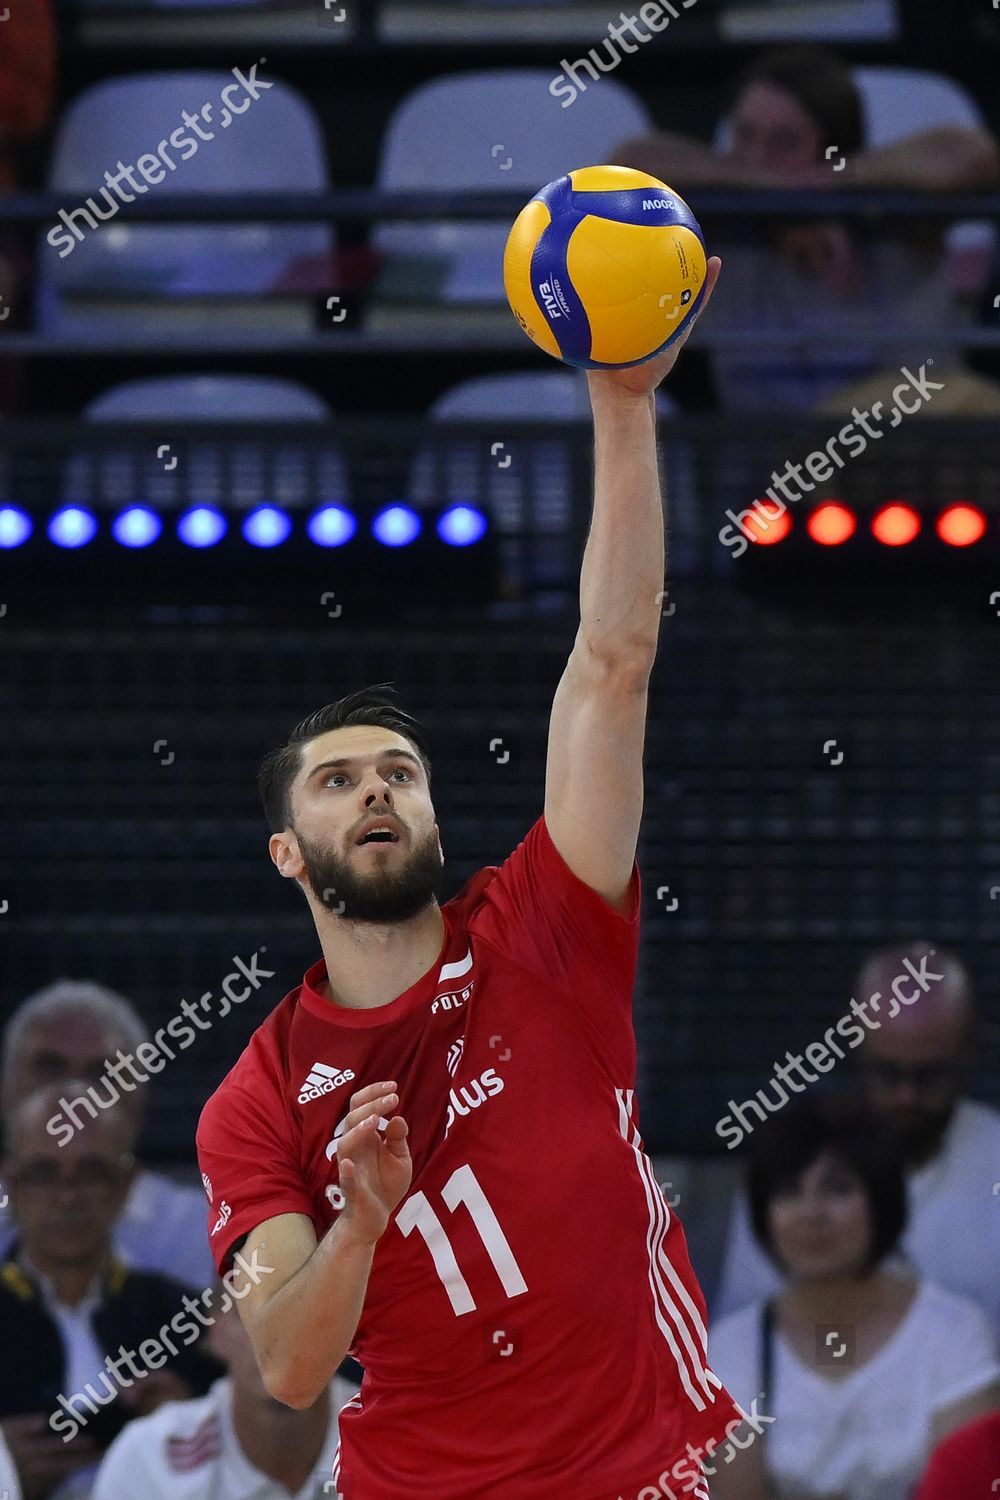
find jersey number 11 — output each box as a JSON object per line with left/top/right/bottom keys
{"left": 396, "top": 1163, "right": 529, "bottom": 1315}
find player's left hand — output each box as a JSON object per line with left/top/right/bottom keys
{"left": 587, "top": 254, "right": 721, "bottom": 399}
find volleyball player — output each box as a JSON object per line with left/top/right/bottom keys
{"left": 197, "top": 256, "right": 742, "bottom": 1499}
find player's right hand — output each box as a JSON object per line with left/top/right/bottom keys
{"left": 335, "top": 1080, "right": 412, "bottom": 1245}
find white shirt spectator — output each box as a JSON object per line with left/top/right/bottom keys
{"left": 0, "top": 1168, "right": 214, "bottom": 1290}
{"left": 92, "top": 1375, "right": 359, "bottom": 1500}
{"left": 0, "top": 1426, "right": 23, "bottom": 1500}
{"left": 709, "top": 1280, "right": 1000, "bottom": 1500}
{"left": 715, "top": 1098, "right": 1000, "bottom": 1330}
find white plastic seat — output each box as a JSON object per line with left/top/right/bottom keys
{"left": 39, "top": 71, "right": 332, "bottom": 336}
{"left": 374, "top": 68, "right": 651, "bottom": 303}
{"left": 65, "top": 375, "right": 347, "bottom": 511}
{"left": 85, "top": 374, "right": 330, "bottom": 422}
{"left": 408, "top": 372, "right": 681, "bottom": 588}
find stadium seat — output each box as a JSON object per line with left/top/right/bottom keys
{"left": 38, "top": 72, "right": 332, "bottom": 338}
{"left": 64, "top": 375, "right": 348, "bottom": 512}
{"left": 373, "top": 69, "right": 651, "bottom": 303}
{"left": 85, "top": 374, "right": 330, "bottom": 423}
{"left": 408, "top": 372, "right": 680, "bottom": 590}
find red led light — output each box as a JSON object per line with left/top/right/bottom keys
{"left": 747, "top": 504, "right": 792, "bottom": 546}
{"left": 807, "top": 503, "right": 856, "bottom": 546}
{"left": 872, "top": 504, "right": 920, "bottom": 546}
{"left": 936, "top": 504, "right": 986, "bottom": 547}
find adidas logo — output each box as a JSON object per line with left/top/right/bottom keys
{"left": 298, "top": 1061, "right": 355, "bottom": 1104}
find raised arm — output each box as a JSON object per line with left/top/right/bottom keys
{"left": 543, "top": 259, "right": 721, "bottom": 914}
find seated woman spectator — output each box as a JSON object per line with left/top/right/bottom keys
{"left": 914, "top": 1408, "right": 1000, "bottom": 1498}
{"left": 614, "top": 46, "right": 1000, "bottom": 412}
{"left": 707, "top": 1098, "right": 1000, "bottom": 1500}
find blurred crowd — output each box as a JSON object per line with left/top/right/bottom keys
{"left": 1, "top": 13, "right": 998, "bottom": 1500}
{"left": 0, "top": 938, "right": 997, "bottom": 1500}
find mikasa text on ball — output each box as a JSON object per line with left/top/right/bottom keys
{"left": 503, "top": 164, "right": 707, "bottom": 370}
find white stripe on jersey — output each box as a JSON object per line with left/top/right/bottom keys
{"left": 438, "top": 946, "right": 472, "bottom": 983}
{"left": 615, "top": 1088, "right": 720, "bottom": 1414}
{"left": 330, "top": 1391, "right": 363, "bottom": 1492}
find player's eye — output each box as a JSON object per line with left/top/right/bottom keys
{"left": 390, "top": 768, "right": 410, "bottom": 780}
{"left": 325, "top": 773, "right": 348, "bottom": 787}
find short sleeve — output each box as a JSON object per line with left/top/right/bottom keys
{"left": 471, "top": 814, "right": 640, "bottom": 1034}
{"left": 925, "top": 1291, "right": 1000, "bottom": 1413}
{"left": 706, "top": 1304, "right": 764, "bottom": 1419}
{"left": 91, "top": 1417, "right": 158, "bottom": 1500}
{"left": 196, "top": 1072, "right": 316, "bottom": 1276}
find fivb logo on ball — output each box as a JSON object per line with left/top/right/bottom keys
{"left": 503, "top": 165, "right": 706, "bottom": 370}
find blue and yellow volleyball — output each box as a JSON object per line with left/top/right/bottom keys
{"left": 503, "top": 165, "right": 707, "bottom": 370}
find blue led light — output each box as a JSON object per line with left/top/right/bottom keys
{"left": 243, "top": 506, "right": 291, "bottom": 548}
{"left": 112, "top": 507, "right": 162, "bottom": 548}
{"left": 307, "top": 506, "right": 356, "bottom": 547}
{"left": 177, "top": 507, "right": 227, "bottom": 548}
{"left": 48, "top": 507, "right": 97, "bottom": 548}
{"left": 373, "top": 505, "right": 420, "bottom": 547}
{"left": 437, "top": 505, "right": 487, "bottom": 547}
{"left": 0, "top": 507, "right": 31, "bottom": 549}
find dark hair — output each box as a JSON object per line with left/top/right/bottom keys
{"left": 256, "top": 682, "right": 432, "bottom": 833}
{"left": 731, "top": 45, "right": 865, "bottom": 157}
{"left": 746, "top": 1097, "right": 907, "bottom": 1273}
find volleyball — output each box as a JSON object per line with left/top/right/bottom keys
{"left": 502, "top": 165, "right": 708, "bottom": 370}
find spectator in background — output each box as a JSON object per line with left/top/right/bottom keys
{"left": 0, "top": 0, "right": 55, "bottom": 192}
{"left": 914, "top": 1408, "right": 1000, "bottom": 1499}
{"left": 614, "top": 46, "right": 1000, "bottom": 412}
{"left": 93, "top": 1288, "right": 361, "bottom": 1500}
{"left": 0, "top": 1425, "right": 23, "bottom": 1500}
{"left": 716, "top": 943, "right": 1000, "bottom": 1334}
{"left": 0, "top": 1082, "right": 222, "bottom": 1500}
{"left": 0, "top": 981, "right": 215, "bottom": 1289}
{"left": 0, "top": 0, "right": 56, "bottom": 373}
{"left": 708, "top": 1099, "right": 999, "bottom": 1500}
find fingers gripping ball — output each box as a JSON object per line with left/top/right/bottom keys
{"left": 503, "top": 165, "right": 707, "bottom": 370}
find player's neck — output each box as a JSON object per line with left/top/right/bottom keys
{"left": 317, "top": 902, "right": 446, "bottom": 1011}
{"left": 231, "top": 1383, "right": 330, "bottom": 1489}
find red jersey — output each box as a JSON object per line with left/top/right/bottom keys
{"left": 913, "top": 1412, "right": 1000, "bottom": 1499}
{"left": 197, "top": 813, "right": 741, "bottom": 1500}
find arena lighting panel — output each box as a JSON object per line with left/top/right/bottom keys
{"left": 0, "top": 502, "right": 497, "bottom": 618}
{"left": 737, "top": 497, "right": 999, "bottom": 617}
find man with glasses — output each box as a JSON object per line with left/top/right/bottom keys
{"left": 714, "top": 942, "right": 1000, "bottom": 1332}
{"left": 0, "top": 1082, "right": 221, "bottom": 1500}
{"left": 0, "top": 979, "right": 214, "bottom": 1289}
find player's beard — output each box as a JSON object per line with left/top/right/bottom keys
{"left": 297, "top": 825, "right": 445, "bottom": 924}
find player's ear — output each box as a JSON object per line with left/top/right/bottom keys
{"left": 269, "top": 830, "right": 302, "bottom": 878}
